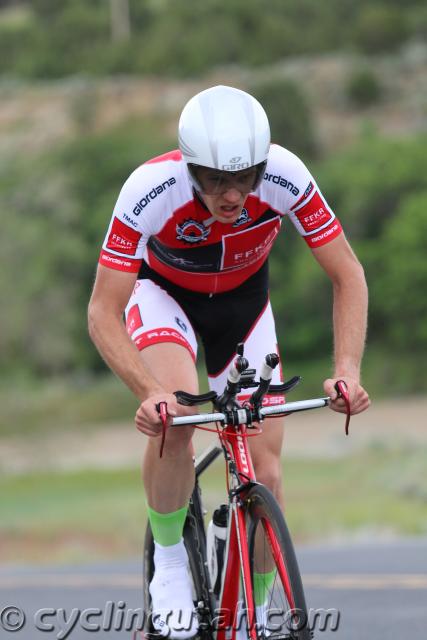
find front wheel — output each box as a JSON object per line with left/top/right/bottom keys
{"left": 244, "top": 484, "right": 312, "bottom": 640}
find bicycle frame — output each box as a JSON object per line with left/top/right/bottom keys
{"left": 188, "top": 392, "right": 338, "bottom": 640}
{"left": 195, "top": 420, "right": 284, "bottom": 640}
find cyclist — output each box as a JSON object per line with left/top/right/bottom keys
{"left": 88, "top": 85, "right": 369, "bottom": 638}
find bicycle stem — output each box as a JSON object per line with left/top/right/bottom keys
{"left": 249, "top": 352, "right": 280, "bottom": 407}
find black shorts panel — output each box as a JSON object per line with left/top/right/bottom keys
{"left": 138, "top": 261, "right": 269, "bottom": 375}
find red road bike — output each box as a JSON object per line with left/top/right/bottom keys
{"left": 139, "top": 344, "right": 350, "bottom": 640}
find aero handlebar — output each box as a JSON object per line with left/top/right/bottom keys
{"left": 170, "top": 396, "right": 330, "bottom": 427}
{"left": 156, "top": 345, "right": 351, "bottom": 457}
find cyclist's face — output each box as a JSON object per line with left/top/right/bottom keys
{"left": 202, "top": 187, "right": 246, "bottom": 223}
{"left": 194, "top": 166, "right": 256, "bottom": 223}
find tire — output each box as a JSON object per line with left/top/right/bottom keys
{"left": 143, "top": 481, "right": 215, "bottom": 639}
{"left": 244, "top": 484, "right": 312, "bottom": 640}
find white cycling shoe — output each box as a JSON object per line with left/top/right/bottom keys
{"left": 234, "top": 601, "right": 272, "bottom": 640}
{"left": 255, "top": 603, "right": 273, "bottom": 638}
{"left": 149, "top": 540, "right": 199, "bottom": 639}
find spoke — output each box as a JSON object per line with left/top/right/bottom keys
{"left": 253, "top": 519, "right": 294, "bottom": 639}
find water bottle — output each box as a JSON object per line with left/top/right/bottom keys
{"left": 206, "top": 504, "right": 228, "bottom": 598}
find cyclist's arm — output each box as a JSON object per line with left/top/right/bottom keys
{"left": 88, "top": 265, "right": 164, "bottom": 401}
{"left": 311, "top": 233, "right": 370, "bottom": 414}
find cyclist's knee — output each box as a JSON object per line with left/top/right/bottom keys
{"left": 140, "top": 343, "right": 199, "bottom": 396}
{"left": 151, "top": 425, "right": 194, "bottom": 458}
{"left": 253, "top": 457, "right": 282, "bottom": 495}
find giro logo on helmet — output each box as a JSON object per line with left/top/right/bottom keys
{"left": 176, "top": 219, "right": 211, "bottom": 244}
{"left": 222, "top": 155, "right": 250, "bottom": 171}
{"left": 221, "top": 161, "right": 250, "bottom": 171}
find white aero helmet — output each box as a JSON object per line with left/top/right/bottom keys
{"left": 178, "top": 85, "right": 270, "bottom": 194}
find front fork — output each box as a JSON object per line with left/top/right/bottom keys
{"left": 216, "top": 424, "right": 258, "bottom": 640}
{"left": 215, "top": 498, "right": 257, "bottom": 640}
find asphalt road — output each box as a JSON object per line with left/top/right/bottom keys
{"left": 1, "top": 538, "right": 426, "bottom": 640}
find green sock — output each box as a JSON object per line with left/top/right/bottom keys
{"left": 146, "top": 504, "right": 188, "bottom": 547}
{"left": 253, "top": 570, "right": 276, "bottom": 606}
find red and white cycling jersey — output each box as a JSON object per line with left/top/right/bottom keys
{"left": 99, "top": 144, "right": 342, "bottom": 293}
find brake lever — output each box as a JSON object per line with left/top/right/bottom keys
{"left": 156, "top": 401, "right": 169, "bottom": 457}
{"left": 334, "top": 380, "right": 351, "bottom": 435}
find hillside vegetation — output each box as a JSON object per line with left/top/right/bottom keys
{"left": 1, "top": 1, "right": 426, "bottom": 396}
{"left": 0, "top": 0, "right": 426, "bottom": 77}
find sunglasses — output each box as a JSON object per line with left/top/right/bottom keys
{"left": 189, "top": 161, "right": 266, "bottom": 196}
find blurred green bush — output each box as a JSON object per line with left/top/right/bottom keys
{"left": 0, "top": 0, "right": 425, "bottom": 78}
{"left": 250, "top": 79, "right": 318, "bottom": 159}
{"left": 345, "top": 68, "right": 383, "bottom": 107}
{"left": 0, "top": 117, "right": 173, "bottom": 376}
{"left": 352, "top": 6, "right": 410, "bottom": 54}
{"left": 269, "top": 134, "right": 427, "bottom": 385}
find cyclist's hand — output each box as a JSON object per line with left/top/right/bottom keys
{"left": 135, "top": 391, "right": 197, "bottom": 438}
{"left": 135, "top": 392, "right": 181, "bottom": 437}
{"left": 324, "top": 376, "right": 370, "bottom": 415}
